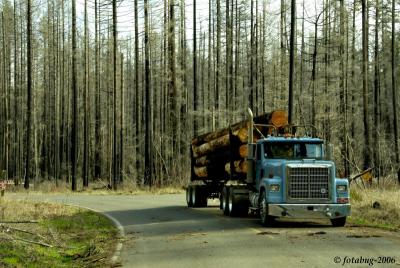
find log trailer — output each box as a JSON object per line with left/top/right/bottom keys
{"left": 186, "top": 109, "right": 351, "bottom": 227}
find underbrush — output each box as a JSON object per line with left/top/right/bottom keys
{"left": 6, "top": 179, "right": 185, "bottom": 195}
{"left": 0, "top": 199, "right": 119, "bottom": 267}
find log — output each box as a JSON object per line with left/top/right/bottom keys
{"left": 268, "top": 110, "right": 288, "bottom": 128}
{"left": 192, "top": 126, "right": 260, "bottom": 159}
{"left": 236, "top": 127, "right": 261, "bottom": 143}
{"left": 224, "top": 160, "right": 248, "bottom": 174}
{"left": 195, "top": 150, "right": 237, "bottom": 166}
{"left": 196, "top": 155, "right": 214, "bottom": 166}
{"left": 239, "top": 144, "right": 248, "bottom": 158}
{"left": 194, "top": 165, "right": 226, "bottom": 178}
{"left": 238, "top": 137, "right": 261, "bottom": 158}
{"left": 192, "top": 133, "right": 241, "bottom": 158}
{"left": 191, "top": 110, "right": 288, "bottom": 181}
{"left": 191, "top": 110, "right": 287, "bottom": 146}
{"left": 191, "top": 121, "right": 248, "bottom": 146}
{"left": 192, "top": 134, "right": 230, "bottom": 158}
{"left": 194, "top": 166, "right": 208, "bottom": 178}
{"left": 266, "top": 110, "right": 288, "bottom": 135}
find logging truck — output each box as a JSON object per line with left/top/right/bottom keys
{"left": 186, "top": 109, "right": 351, "bottom": 227}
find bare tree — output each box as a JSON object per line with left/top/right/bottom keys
{"left": 339, "top": 0, "right": 349, "bottom": 176}
{"left": 288, "top": 0, "right": 295, "bottom": 124}
{"left": 71, "top": 0, "right": 77, "bottom": 191}
{"left": 24, "top": 0, "right": 33, "bottom": 189}
{"left": 144, "top": 0, "right": 151, "bottom": 186}
{"left": 193, "top": 0, "right": 197, "bottom": 136}
{"left": 361, "top": 0, "right": 371, "bottom": 169}
{"left": 112, "top": 0, "right": 118, "bottom": 190}
{"left": 391, "top": 0, "right": 399, "bottom": 183}
{"left": 83, "top": 0, "right": 89, "bottom": 187}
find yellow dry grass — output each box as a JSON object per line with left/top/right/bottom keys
{"left": 350, "top": 185, "right": 400, "bottom": 231}
{"left": 6, "top": 180, "right": 185, "bottom": 196}
{"left": 0, "top": 198, "right": 76, "bottom": 222}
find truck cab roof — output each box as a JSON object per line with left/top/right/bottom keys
{"left": 259, "top": 136, "right": 324, "bottom": 144}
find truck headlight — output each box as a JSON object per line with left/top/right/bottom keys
{"left": 269, "top": 184, "right": 280, "bottom": 192}
{"left": 336, "top": 185, "right": 347, "bottom": 192}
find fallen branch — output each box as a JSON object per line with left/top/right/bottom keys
{"left": 349, "top": 167, "right": 374, "bottom": 184}
{"left": 87, "top": 256, "right": 106, "bottom": 264}
{"left": 1, "top": 233, "right": 52, "bottom": 248}
{"left": 15, "top": 237, "right": 53, "bottom": 248}
{"left": 95, "top": 179, "right": 112, "bottom": 191}
{"left": 0, "top": 224, "right": 46, "bottom": 240}
{"left": 0, "top": 220, "right": 38, "bottom": 224}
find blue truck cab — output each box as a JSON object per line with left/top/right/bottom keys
{"left": 249, "top": 136, "right": 351, "bottom": 227}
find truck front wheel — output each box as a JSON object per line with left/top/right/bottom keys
{"left": 330, "top": 217, "right": 346, "bottom": 227}
{"left": 260, "top": 191, "right": 275, "bottom": 226}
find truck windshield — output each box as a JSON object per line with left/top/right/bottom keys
{"left": 264, "top": 142, "right": 323, "bottom": 159}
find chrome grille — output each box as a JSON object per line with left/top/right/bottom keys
{"left": 288, "top": 167, "right": 329, "bottom": 199}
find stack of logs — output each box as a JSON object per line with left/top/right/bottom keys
{"left": 191, "top": 110, "right": 288, "bottom": 181}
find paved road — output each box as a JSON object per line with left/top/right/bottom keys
{"left": 8, "top": 193, "right": 400, "bottom": 268}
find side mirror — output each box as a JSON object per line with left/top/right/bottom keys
{"left": 325, "top": 143, "right": 333, "bottom": 161}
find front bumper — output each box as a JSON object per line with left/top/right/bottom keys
{"left": 268, "top": 203, "right": 351, "bottom": 219}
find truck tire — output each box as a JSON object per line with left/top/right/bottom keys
{"left": 330, "top": 217, "right": 346, "bottom": 227}
{"left": 191, "top": 185, "right": 198, "bottom": 207}
{"left": 198, "top": 186, "right": 208, "bottom": 207}
{"left": 222, "top": 186, "right": 230, "bottom": 215}
{"left": 228, "top": 187, "right": 249, "bottom": 217}
{"left": 228, "top": 188, "right": 240, "bottom": 216}
{"left": 228, "top": 189, "right": 236, "bottom": 216}
{"left": 260, "top": 191, "right": 275, "bottom": 226}
{"left": 186, "top": 186, "right": 193, "bottom": 207}
{"left": 192, "top": 185, "right": 208, "bottom": 208}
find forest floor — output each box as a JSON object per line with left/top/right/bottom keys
{"left": 0, "top": 199, "right": 119, "bottom": 267}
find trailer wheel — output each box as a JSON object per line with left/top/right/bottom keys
{"left": 198, "top": 186, "right": 208, "bottom": 207}
{"left": 186, "top": 186, "right": 193, "bottom": 207}
{"left": 222, "top": 186, "right": 230, "bottom": 215}
{"left": 330, "top": 217, "right": 346, "bottom": 227}
{"left": 260, "top": 191, "right": 275, "bottom": 226}
{"left": 192, "top": 185, "right": 208, "bottom": 208}
{"left": 191, "top": 185, "right": 198, "bottom": 207}
{"left": 228, "top": 189, "right": 239, "bottom": 216}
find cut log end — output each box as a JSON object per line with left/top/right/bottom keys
{"left": 225, "top": 160, "right": 247, "bottom": 174}
{"left": 269, "top": 110, "right": 288, "bottom": 128}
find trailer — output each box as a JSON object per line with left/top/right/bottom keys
{"left": 186, "top": 109, "right": 351, "bottom": 227}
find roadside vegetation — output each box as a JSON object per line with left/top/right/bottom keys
{"left": 6, "top": 181, "right": 184, "bottom": 196}
{"left": 0, "top": 199, "right": 119, "bottom": 267}
{"left": 4, "top": 176, "right": 400, "bottom": 235}
{"left": 349, "top": 178, "right": 400, "bottom": 231}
